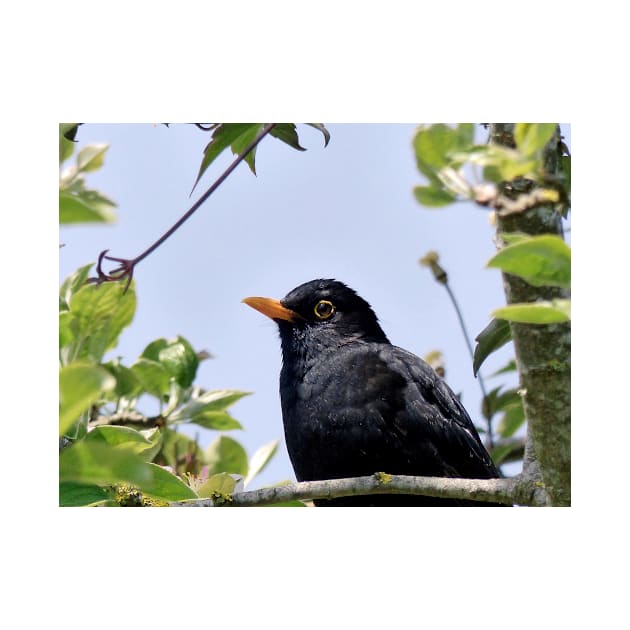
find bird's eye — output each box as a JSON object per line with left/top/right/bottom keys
{"left": 313, "top": 300, "right": 336, "bottom": 320}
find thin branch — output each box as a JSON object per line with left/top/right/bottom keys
{"left": 88, "top": 123, "right": 278, "bottom": 288}
{"left": 420, "top": 253, "right": 495, "bottom": 450}
{"left": 88, "top": 411, "right": 165, "bottom": 429}
{"left": 172, "top": 473, "right": 550, "bottom": 507}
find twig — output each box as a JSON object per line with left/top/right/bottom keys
{"left": 89, "top": 411, "right": 165, "bottom": 429}
{"left": 87, "top": 123, "right": 278, "bottom": 289}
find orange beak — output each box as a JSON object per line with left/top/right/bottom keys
{"left": 242, "top": 296, "right": 301, "bottom": 323}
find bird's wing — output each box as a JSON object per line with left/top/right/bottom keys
{"left": 370, "top": 345, "right": 500, "bottom": 479}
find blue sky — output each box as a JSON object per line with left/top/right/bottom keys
{"left": 59, "top": 123, "right": 570, "bottom": 488}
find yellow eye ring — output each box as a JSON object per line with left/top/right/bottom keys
{"left": 314, "top": 300, "right": 336, "bottom": 320}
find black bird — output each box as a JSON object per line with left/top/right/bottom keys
{"left": 243, "top": 279, "right": 503, "bottom": 506}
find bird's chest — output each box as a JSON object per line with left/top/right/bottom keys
{"left": 279, "top": 350, "right": 406, "bottom": 480}
{"left": 281, "top": 364, "right": 354, "bottom": 437}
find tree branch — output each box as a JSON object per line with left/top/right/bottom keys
{"left": 89, "top": 411, "right": 165, "bottom": 429}
{"left": 171, "top": 473, "right": 550, "bottom": 507}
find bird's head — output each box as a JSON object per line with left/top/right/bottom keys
{"left": 243, "top": 279, "right": 389, "bottom": 360}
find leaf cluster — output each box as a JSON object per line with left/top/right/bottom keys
{"left": 413, "top": 123, "right": 571, "bottom": 467}
{"left": 59, "top": 263, "right": 280, "bottom": 505}
{"left": 191, "top": 123, "right": 330, "bottom": 193}
{"left": 59, "top": 265, "right": 277, "bottom": 505}
{"left": 60, "top": 125, "right": 117, "bottom": 224}
{"left": 59, "top": 124, "right": 287, "bottom": 506}
{"left": 412, "top": 122, "right": 570, "bottom": 213}
{"left": 413, "top": 124, "right": 571, "bottom": 359}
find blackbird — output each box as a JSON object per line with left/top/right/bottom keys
{"left": 243, "top": 279, "right": 503, "bottom": 506}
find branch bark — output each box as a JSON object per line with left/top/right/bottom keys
{"left": 171, "top": 473, "right": 550, "bottom": 507}
{"left": 489, "top": 123, "right": 571, "bottom": 506}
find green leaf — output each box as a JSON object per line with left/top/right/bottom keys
{"left": 168, "top": 389, "right": 251, "bottom": 423}
{"left": 244, "top": 440, "right": 279, "bottom": 488}
{"left": 412, "top": 123, "right": 475, "bottom": 192}
{"left": 230, "top": 123, "right": 266, "bottom": 174}
{"left": 163, "top": 380, "right": 185, "bottom": 416}
{"left": 482, "top": 162, "right": 530, "bottom": 183}
{"left": 59, "top": 311, "right": 76, "bottom": 355}
{"left": 270, "top": 124, "right": 306, "bottom": 152}
{"left": 487, "top": 234, "right": 571, "bottom": 288}
{"left": 60, "top": 123, "right": 80, "bottom": 164}
{"left": 60, "top": 123, "right": 81, "bottom": 139}
{"left": 102, "top": 360, "right": 143, "bottom": 399}
{"left": 137, "top": 428, "right": 163, "bottom": 461}
{"left": 59, "top": 441, "right": 195, "bottom": 502}
{"left": 140, "top": 463, "right": 198, "bottom": 501}
{"left": 193, "top": 389, "right": 251, "bottom": 412}
{"left": 481, "top": 386, "right": 503, "bottom": 422}
{"left": 188, "top": 411, "right": 243, "bottom": 431}
{"left": 452, "top": 123, "right": 475, "bottom": 148}
{"left": 492, "top": 299, "right": 571, "bottom": 324}
{"left": 140, "top": 338, "right": 169, "bottom": 362}
{"left": 489, "top": 359, "right": 517, "bottom": 377}
{"left": 59, "top": 441, "right": 154, "bottom": 487}
{"left": 413, "top": 185, "right": 457, "bottom": 207}
{"left": 76, "top": 144, "right": 109, "bottom": 173}
{"left": 497, "top": 401, "right": 526, "bottom": 438}
{"left": 514, "top": 123, "right": 557, "bottom": 157}
{"left": 157, "top": 336, "right": 199, "bottom": 388}
{"left": 414, "top": 124, "right": 469, "bottom": 170}
{"left": 500, "top": 232, "right": 533, "bottom": 245}
{"left": 191, "top": 123, "right": 263, "bottom": 193}
{"left": 83, "top": 426, "right": 160, "bottom": 458}
{"left": 59, "top": 363, "right": 116, "bottom": 435}
{"left": 59, "top": 481, "right": 112, "bottom": 506}
{"left": 159, "top": 429, "right": 206, "bottom": 471}
{"left": 140, "top": 336, "right": 205, "bottom": 391}
{"left": 482, "top": 387, "right": 522, "bottom": 423}
{"left": 305, "top": 123, "right": 331, "bottom": 147}
{"left": 130, "top": 358, "right": 171, "bottom": 399}
{"left": 493, "top": 388, "right": 522, "bottom": 412}
{"left": 68, "top": 282, "right": 136, "bottom": 362}
{"left": 491, "top": 441, "right": 522, "bottom": 466}
{"left": 60, "top": 264, "right": 93, "bottom": 308}
{"left": 59, "top": 189, "right": 117, "bottom": 224}
{"left": 196, "top": 472, "right": 238, "bottom": 499}
{"left": 451, "top": 145, "right": 538, "bottom": 182}
{"left": 473, "top": 319, "right": 512, "bottom": 376}
{"left": 487, "top": 156, "right": 538, "bottom": 182}
{"left": 206, "top": 435, "right": 248, "bottom": 477}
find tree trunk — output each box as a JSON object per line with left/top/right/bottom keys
{"left": 489, "top": 123, "right": 571, "bottom": 506}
